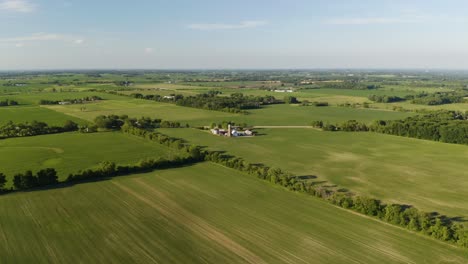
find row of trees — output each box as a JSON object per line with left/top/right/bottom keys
{"left": 122, "top": 126, "right": 468, "bottom": 248}
{"left": 93, "top": 115, "right": 185, "bottom": 130}
{"left": 409, "top": 92, "right": 466, "bottom": 105}
{"left": 328, "top": 193, "right": 467, "bottom": 244}
{"left": 0, "top": 169, "right": 58, "bottom": 191}
{"left": 312, "top": 120, "right": 369, "bottom": 132}
{"left": 66, "top": 155, "right": 200, "bottom": 183}
{"left": 0, "top": 120, "right": 78, "bottom": 138}
{"left": 313, "top": 111, "right": 468, "bottom": 145}
{"left": 0, "top": 99, "right": 19, "bottom": 106}
{"left": 368, "top": 94, "right": 405, "bottom": 103}
{"left": 0, "top": 156, "right": 199, "bottom": 192}
{"left": 371, "top": 111, "right": 468, "bottom": 144}
{"left": 39, "top": 96, "right": 103, "bottom": 105}
{"left": 12, "top": 168, "right": 58, "bottom": 190}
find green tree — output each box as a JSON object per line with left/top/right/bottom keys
{"left": 37, "top": 168, "right": 58, "bottom": 186}
{"left": 0, "top": 173, "right": 7, "bottom": 190}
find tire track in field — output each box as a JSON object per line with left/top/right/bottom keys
{"left": 112, "top": 179, "right": 266, "bottom": 264}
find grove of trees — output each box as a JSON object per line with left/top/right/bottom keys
{"left": 0, "top": 120, "right": 79, "bottom": 139}
{"left": 0, "top": 99, "right": 19, "bottom": 106}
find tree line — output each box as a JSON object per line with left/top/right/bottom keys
{"left": 93, "top": 115, "right": 186, "bottom": 131}
{"left": 0, "top": 99, "right": 19, "bottom": 106}
{"left": 39, "top": 95, "right": 103, "bottom": 105}
{"left": 368, "top": 92, "right": 467, "bottom": 105}
{"left": 0, "top": 120, "right": 79, "bottom": 139}
{"left": 368, "top": 94, "right": 405, "bottom": 103}
{"left": 312, "top": 111, "right": 468, "bottom": 145}
{"left": 409, "top": 92, "right": 466, "bottom": 105}
{"left": 0, "top": 155, "right": 200, "bottom": 191}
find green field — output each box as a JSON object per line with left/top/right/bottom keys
{"left": 0, "top": 163, "right": 466, "bottom": 263}
{"left": 44, "top": 99, "right": 235, "bottom": 126}
{"left": 3, "top": 70, "right": 468, "bottom": 261}
{"left": 0, "top": 132, "right": 180, "bottom": 181}
{"left": 0, "top": 106, "right": 86, "bottom": 126}
{"left": 0, "top": 91, "right": 124, "bottom": 105}
{"left": 45, "top": 99, "right": 414, "bottom": 126}
{"left": 159, "top": 128, "right": 468, "bottom": 218}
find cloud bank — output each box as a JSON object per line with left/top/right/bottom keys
{"left": 0, "top": 0, "right": 35, "bottom": 13}
{"left": 323, "top": 16, "right": 425, "bottom": 25}
{"left": 0, "top": 33, "right": 85, "bottom": 46}
{"left": 188, "top": 20, "right": 268, "bottom": 30}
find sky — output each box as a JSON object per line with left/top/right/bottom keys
{"left": 1, "top": 0, "right": 468, "bottom": 70}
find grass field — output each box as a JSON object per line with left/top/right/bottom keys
{"left": 0, "top": 132, "right": 180, "bottom": 181}
{"left": 0, "top": 106, "right": 86, "bottom": 126}
{"left": 0, "top": 162, "right": 466, "bottom": 263}
{"left": 45, "top": 99, "right": 414, "bottom": 127}
{"left": 225, "top": 104, "right": 414, "bottom": 125}
{"left": 44, "top": 99, "right": 236, "bottom": 126}
{"left": 159, "top": 128, "right": 468, "bottom": 218}
{"left": 0, "top": 91, "right": 124, "bottom": 105}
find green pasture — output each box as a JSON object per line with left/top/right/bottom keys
{"left": 0, "top": 106, "right": 86, "bottom": 126}
{"left": 0, "top": 132, "right": 180, "bottom": 181}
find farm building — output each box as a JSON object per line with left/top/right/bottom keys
{"left": 274, "top": 89, "right": 294, "bottom": 93}
{"left": 210, "top": 125, "right": 254, "bottom": 137}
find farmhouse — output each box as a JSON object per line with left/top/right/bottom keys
{"left": 211, "top": 125, "right": 254, "bottom": 137}
{"left": 163, "top": 95, "right": 175, "bottom": 100}
{"left": 274, "top": 89, "right": 294, "bottom": 93}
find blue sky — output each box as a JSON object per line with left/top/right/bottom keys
{"left": 1, "top": 0, "right": 468, "bottom": 70}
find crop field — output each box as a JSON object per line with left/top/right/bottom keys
{"left": 159, "top": 128, "right": 468, "bottom": 218}
{"left": 0, "top": 162, "right": 466, "bottom": 263}
{"left": 0, "top": 106, "right": 86, "bottom": 126}
{"left": 0, "top": 132, "right": 180, "bottom": 181}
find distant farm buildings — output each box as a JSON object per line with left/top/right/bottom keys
{"left": 274, "top": 89, "right": 294, "bottom": 93}
{"left": 210, "top": 125, "right": 254, "bottom": 137}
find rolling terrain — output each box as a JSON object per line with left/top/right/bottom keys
{"left": 160, "top": 128, "right": 468, "bottom": 218}
{"left": 0, "top": 163, "right": 466, "bottom": 263}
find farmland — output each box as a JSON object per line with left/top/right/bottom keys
{"left": 0, "top": 132, "right": 180, "bottom": 181}
{"left": 0, "top": 106, "right": 86, "bottom": 126}
{"left": 2, "top": 70, "right": 468, "bottom": 262}
{"left": 0, "top": 163, "right": 467, "bottom": 263}
{"left": 44, "top": 98, "right": 414, "bottom": 126}
{"left": 159, "top": 128, "right": 468, "bottom": 218}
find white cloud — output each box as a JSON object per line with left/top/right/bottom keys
{"left": 0, "top": 33, "right": 85, "bottom": 44}
{"left": 188, "top": 20, "right": 268, "bottom": 30}
{"left": 15, "top": 43, "right": 24, "bottom": 47}
{"left": 144, "top": 48, "right": 154, "bottom": 53}
{"left": 0, "top": 0, "right": 35, "bottom": 13}
{"left": 324, "top": 17, "right": 425, "bottom": 25}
